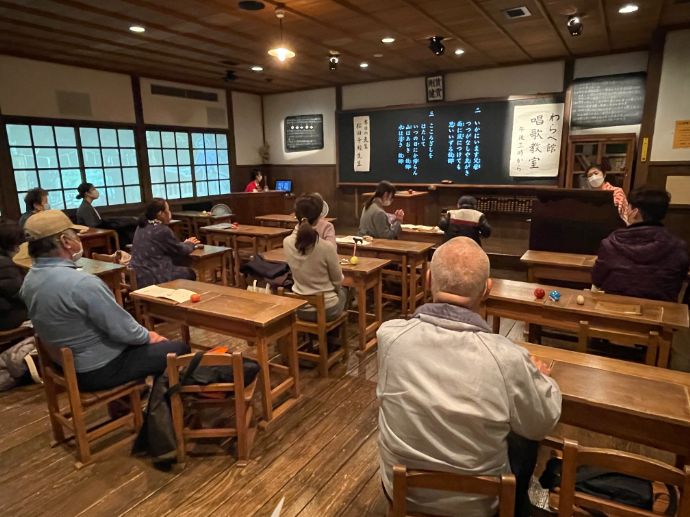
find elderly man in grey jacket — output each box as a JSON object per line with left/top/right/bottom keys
{"left": 377, "top": 237, "right": 561, "bottom": 516}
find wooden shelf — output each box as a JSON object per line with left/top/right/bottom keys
{"left": 565, "top": 134, "right": 636, "bottom": 192}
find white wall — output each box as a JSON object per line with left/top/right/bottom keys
{"left": 652, "top": 29, "right": 690, "bottom": 162}
{"left": 0, "top": 55, "right": 135, "bottom": 122}
{"left": 232, "top": 91, "right": 264, "bottom": 165}
{"left": 262, "top": 87, "right": 336, "bottom": 165}
{"left": 140, "top": 78, "right": 228, "bottom": 129}
{"left": 343, "top": 77, "right": 425, "bottom": 110}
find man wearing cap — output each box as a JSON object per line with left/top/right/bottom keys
{"left": 438, "top": 195, "right": 492, "bottom": 247}
{"left": 19, "top": 211, "right": 189, "bottom": 391}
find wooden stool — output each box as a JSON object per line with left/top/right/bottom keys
{"left": 36, "top": 338, "right": 145, "bottom": 469}
{"left": 166, "top": 351, "right": 258, "bottom": 467}
{"left": 389, "top": 464, "right": 516, "bottom": 517}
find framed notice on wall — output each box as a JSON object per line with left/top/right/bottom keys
{"left": 426, "top": 75, "right": 444, "bottom": 102}
{"left": 509, "top": 103, "right": 564, "bottom": 177}
{"left": 284, "top": 114, "right": 324, "bottom": 152}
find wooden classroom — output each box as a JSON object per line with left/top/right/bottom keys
{"left": 1, "top": 1, "right": 690, "bottom": 516}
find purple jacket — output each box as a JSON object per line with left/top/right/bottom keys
{"left": 592, "top": 222, "right": 689, "bottom": 302}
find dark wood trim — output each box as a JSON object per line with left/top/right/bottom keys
{"left": 337, "top": 182, "right": 560, "bottom": 190}
{"left": 130, "top": 75, "right": 151, "bottom": 204}
{"left": 597, "top": 0, "right": 612, "bottom": 54}
{"left": 648, "top": 161, "right": 690, "bottom": 166}
{"left": 0, "top": 107, "right": 22, "bottom": 220}
{"left": 1, "top": 115, "right": 135, "bottom": 129}
{"left": 335, "top": 85, "right": 343, "bottom": 112}
{"left": 225, "top": 88, "right": 239, "bottom": 192}
{"left": 559, "top": 59, "right": 575, "bottom": 187}
{"left": 634, "top": 28, "right": 666, "bottom": 188}
{"left": 266, "top": 164, "right": 337, "bottom": 168}
{"left": 260, "top": 95, "right": 267, "bottom": 146}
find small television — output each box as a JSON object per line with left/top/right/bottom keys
{"left": 275, "top": 179, "right": 293, "bottom": 193}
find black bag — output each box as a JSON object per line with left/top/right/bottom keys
{"left": 169, "top": 351, "right": 260, "bottom": 393}
{"left": 539, "top": 457, "right": 677, "bottom": 515}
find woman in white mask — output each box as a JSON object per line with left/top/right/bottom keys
{"left": 585, "top": 165, "right": 629, "bottom": 224}
{"left": 358, "top": 180, "right": 404, "bottom": 239}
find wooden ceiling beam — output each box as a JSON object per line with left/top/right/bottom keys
{"left": 464, "top": 0, "right": 534, "bottom": 61}
{"left": 597, "top": 0, "right": 612, "bottom": 53}
{"left": 532, "top": 0, "right": 574, "bottom": 57}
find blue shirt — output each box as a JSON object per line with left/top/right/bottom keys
{"left": 19, "top": 257, "right": 149, "bottom": 373}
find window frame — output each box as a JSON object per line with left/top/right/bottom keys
{"left": 3, "top": 116, "right": 143, "bottom": 212}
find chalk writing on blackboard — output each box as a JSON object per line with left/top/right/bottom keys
{"left": 571, "top": 73, "right": 645, "bottom": 128}
{"left": 354, "top": 116, "right": 370, "bottom": 172}
{"left": 510, "top": 103, "right": 564, "bottom": 177}
{"left": 285, "top": 114, "right": 324, "bottom": 152}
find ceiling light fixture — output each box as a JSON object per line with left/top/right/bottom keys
{"left": 251, "top": 65, "right": 264, "bottom": 72}
{"left": 454, "top": 48, "right": 465, "bottom": 56}
{"left": 129, "top": 25, "right": 146, "bottom": 33}
{"left": 373, "top": 53, "right": 384, "bottom": 58}
{"left": 566, "top": 15, "right": 583, "bottom": 36}
{"left": 360, "top": 62, "right": 369, "bottom": 69}
{"left": 429, "top": 36, "right": 445, "bottom": 56}
{"left": 329, "top": 56, "right": 339, "bottom": 71}
{"left": 618, "top": 3, "right": 639, "bottom": 14}
{"left": 268, "top": 7, "right": 296, "bottom": 62}
{"left": 381, "top": 36, "right": 395, "bottom": 44}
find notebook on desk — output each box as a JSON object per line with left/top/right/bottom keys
{"left": 132, "top": 285, "right": 197, "bottom": 304}
{"left": 203, "top": 222, "right": 234, "bottom": 230}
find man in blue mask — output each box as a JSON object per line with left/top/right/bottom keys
{"left": 20, "top": 210, "right": 189, "bottom": 391}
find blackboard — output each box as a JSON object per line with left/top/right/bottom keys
{"left": 571, "top": 73, "right": 645, "bottom": 128}
{"left": 338, "top": 96, "right": 563, "bottom": 185}
{"left": 285, "top": 114, "right": 324, "bottom": 152}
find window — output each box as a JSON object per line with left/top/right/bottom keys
{"left": 6, "top": 123, "right": 141, "bottom": 211}
{"left": 146, "top": 129, "right": 230, "bottom": 200}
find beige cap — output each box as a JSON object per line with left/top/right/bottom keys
{"left": 24, "top": 210, "right": 88, "bottom": 241}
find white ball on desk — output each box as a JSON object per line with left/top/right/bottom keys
{"left": 576, "top": 295, "right": 585, "bottom": 305}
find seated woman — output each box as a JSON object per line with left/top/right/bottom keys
{"left": 284, "top": 194, "right": 347, "bottom": 325}
{"left": 585, "top": 165, "right": 629, "bottom": 224}
{"left": 130, "top": 198, "right": 200, "bottom": 288}
{"left": 0, "top": 221, "right": 28, "bottom": 331}
{"left": 75, "top": 182, "right": 137, "bottom": 246}
{"left": 244, "top": 169, "right": 267, "bottom": 193}
{"left": 18, "top": 188, "right": 49, "bottom": 229}
{"left": 359, "top": 180, "right": 404, "bottom": 239}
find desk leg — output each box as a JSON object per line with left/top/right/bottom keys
{"left": 527, "top": 268, "right": 535, "bottom": 283}
{"left": 657, "top": 332, "right": 672, "bottom": 368}
{"left": 492, "top": 315, "right": 500, "bottom": 334}
{"left": 421, "top": 258, "right": 429, "bottom": 303}
{"left": 221, "top": 253, "right": 229, "bottom": 286}
{"left": 357, "top": 280, "right": 367, "bottom": 352}
{"left": 400, "top": 256, "right": 409, "bottom": 316}
{"left": 180, "top": 324, "right": 191, "bottom": 345}
{"left": 289, "top": 318, "right": 300, "bottom": 397}
{"left": 255, "top": 337, "right": 273, "bottom": 422}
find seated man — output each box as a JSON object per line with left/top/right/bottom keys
{"left": 19, "top": 210, "right": 189, "bottom": 391}
{"left": 377, "top": 237, "right": 561, "bottom": 516}
{"left": 438, "top": 195, "right": 492, "bottom": 246}
{"left": 593, "top": 186, "right": 689, "bottom": 302}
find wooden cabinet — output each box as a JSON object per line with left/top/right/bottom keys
{"left": 565, "top": 134, "right": 636, "bottom": 192}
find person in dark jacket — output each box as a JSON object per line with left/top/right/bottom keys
{"left": 75, "top": 182, "right": 103, "bottom": 228}
{"left": 0, "top": 222, "right": 28, "bottom": 331}
{"left": 18, "top": 188, "right": 49, "bottom": 229}
{"left": 130, "top": 198, "right": 200, "bottom": 288}
{"left": 438, "top": 195, "right": 492, "bottom": 246}
{"left": 592, "top": 186, "right": 689, "bottom": 302}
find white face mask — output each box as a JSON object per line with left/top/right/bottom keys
{"left": 63, "top": 235, "right": 83, "bottom": 262}
{"left": 43, "top": 203, "right": 51, "bottom": 211}
{"left": 587, "top": 173, "right": 604, "bottom": 188}
{"left": 381, "top": 196, "right": 393, "bottom": 207}
{"left": 91, "top": 189, "right": 100, "bottom": 200}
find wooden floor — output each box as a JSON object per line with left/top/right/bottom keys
{"left": 0, "top": 293, "right": 675, "bottom": 516}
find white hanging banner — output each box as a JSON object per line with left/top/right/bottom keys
{"left": 509, "top": 103, "right": 564, "bottom": 177}
{"left": 353, "top": 116, "right": 370, "bottom": 172}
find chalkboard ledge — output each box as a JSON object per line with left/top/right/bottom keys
{"left": 338, "top": 182, "right": 561, "bottom": 191}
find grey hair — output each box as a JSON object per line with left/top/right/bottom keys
{"left": 430, "top": 237, "right": 490, "bottom": 303}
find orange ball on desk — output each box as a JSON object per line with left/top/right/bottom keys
{"left": 190, "top": 293, "right": 201, "bottom": 303}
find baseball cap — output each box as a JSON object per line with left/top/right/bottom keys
{"left": 24, "top": 210, "right": 88, "bottom": 241}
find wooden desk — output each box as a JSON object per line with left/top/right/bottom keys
{"left": 336, "top": 237, "right": 433, "bottom": 316}
{"left": 131, "top": 279, "right": 306, "bottom": 424}
{"left": 486, "top": 279, "right": 689, "bottom": 368}
{"left": 190, "top": 245, "right": 233, "bottom": 286}
{"left": 520, "top": 342, "right": 690, "bottom": 462}
{"left": 172, "top": 211, "right": 234, "bottom": 239}
{"left": 261, "top": 248, "right": 391, "bottom": 355}
{"left": 15, "top": 257, "right": 125, "bottom": 306}
{"left": 79, "top": 228, "right": 120, "bottom": 257}
{"left": 399, "top": 225, "right": 444, "bottom": 246}
{"left": 362, "top": 190, "right": 429, "bottom": 225}
{"left": 521, "top": 250, "right": 596, "bottom": 284}
{"left": 201, "top": 224, "right": 292, "bottom": 286}
{"left": 255, "top": 213, "right": 337, "bottom": 229}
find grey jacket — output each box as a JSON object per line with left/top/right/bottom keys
{"left": 359, "top": 198, "right": 401, "bottom": 239}
{"left": 76, "top": 200, "right": 102, "bottom": 227}
{"left": 377, "top": 303, "right": 562, "bottom": 516}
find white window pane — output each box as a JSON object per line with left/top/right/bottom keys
{"left": 204, "top": 133, "right": 216, "bottom": 148}
{"left": 207, "top": 165, "right": 218, "bottom": 180}
{"left": 125, "top": 185, "right": 141, "bottom": 204}
{"left": 220, "top": 180, "right": 231, "bottom": 194}
{"left": 177, "top": 149, "right": 190, "bottom": 165}
{"left": 80, "top": 128, "right": 99, "bottom": 147}
{"left": 146, "top": 130, "right": 161, "bottom": 148}
{"left": 93, "top": 191, "right": 107, "bottom": 207}
{"left": 152, "top": 184, "right": 166, "bottom": 199}
{"left": 218, "top": 150, "right": 229, "bottom": 164}
{"left": 10, "top": 147, "right": 35, "bottom": 169}
{"left": 208, "top": 181, "right": 220, "bottom": 196}
{"left": 216, "top": 134, "right": 228, "bottom": 149}
{"left": 86, "top": 168, "right": 104, "bottom": 185}
{"left": 204, "top": 150, "right": 218, "bottom": 165}
{"left": 165, "top": 166, "right": 179, "bottom": 183}
{"left": 58, "top": 147, "right": 79, "bottom": 168}
{"left": 14, "top": 170, "right": 38, "bottom": 191}
{"left": 65, "top": 193, "right": 82, "bottom": 209}
{"left": 62, "top": 169, "right": 82, "bottom": 189}
{"left": 102, "top": 148, "right": 120, "bottom": 166}
{"left": 55, "top": 127, "right": 76, "bottom": 147}
{"left": 163, "top": 149, "right": 177, "bottom": 165}
{"left": 193, "top": 149, "right": 206, "bottom": 165}
{"left": 194, "top": 166, "right": 207, "bottom": 181}
{"left": 148, "top": 149, "right": 163, "bottom": 166}
{"left": 191, "top": 133, "right": 205, "bottom": 148}
{"left": 118, "top": 129, "right": 135, "bottom": 147}
{"left": 7, "top": 124, "right": 31, "bottom": 146}
{"left": 39, "top": 169, "right": 62, "bottom": 190}
{"left": 122, "top": 167, "right": 139, "bottom": 185}
{"left": 180, "top": 182, "right": 194, "bottom": 198}
{"left": 47, "top": 190, "right": 65, "bottom": 210}
{"left": 179, "top": 166, "right": 192, "bottom": 181}
{"left": 150, "top": 167, "right": 164, "bottom": 183}
{"left": 99, "top": 128, "right": 117, "bottom": 147}
{"left": 161, "top": 131, "right": 176, "bottom": 148}
{"left": 106, "top": 187, "right": 125, "bottom": 205}
{"left": 175, "top": 132, "right": 189, "bottom": 148}
{"left": 31, "top": 125, "right": 55, "bottom": 146}
{"left": 105, "top": 168, "right": 123, "bottom": 186}
{"left": 219, "top": 165, "right": 230, "bottom": 179}
{"left": 35, "top": 148, "right": 59, "bottom": 169}
{"left": 196, "top": 181, "right": 208, "bottom": 197}
{"left": 120, "top": 148, "right": 137, "bottom": 167}
{"left": 83, "top": 148, "right": 102, "bottom": 167}
{"left": 166, "top": 183, "right": 181, "bottom": 199}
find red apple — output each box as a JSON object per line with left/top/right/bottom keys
{"left": 534, "top": 288, "right": 545, "bottom": 300}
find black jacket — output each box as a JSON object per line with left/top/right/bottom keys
{"left": 0, "top": 254, "right": 28, "bottom": 331}
{"left": 438, "top": 208, "right": 492, "bottom": 246}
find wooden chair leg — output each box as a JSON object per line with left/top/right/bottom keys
{"left": 170, "top": 392, "right": 187, "bottom": 465}
{"left": 129, "top": 388, "right": 143, "bottom": 431}
{"left": 43, "top": 375, "right": 67, "bottom": 445}
{"left": 234, "top": 389, "right": 249, "bottom": 466}
{"left": 318, "top": 327, "right": 329, "bottom": 378}
{"left": 341, "top": 319, "right": 350, "bottom": 362}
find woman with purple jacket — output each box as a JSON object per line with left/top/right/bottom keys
{"left": 592, "top": 187, "right": 688, "bottom": 302}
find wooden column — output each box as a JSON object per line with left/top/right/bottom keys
{"left": 558, "top": 59, "right": 574, "bottom": 188}
{"left": 225, "top": 88, "right": 239, "bottom": 193}
{"left": 0, "top": 106, "right": 21, "bottom": 220}
{"left": 130, "top": 75, "right": 152, "bottom": 203}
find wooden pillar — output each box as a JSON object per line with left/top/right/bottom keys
{"left": 558, "top": 59, "right": 574, "bottom": 188}
{"left": 130, "top": 75, "right": 151, "bottom": 203}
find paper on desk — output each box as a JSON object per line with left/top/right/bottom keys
{"left": 204, "top": 222, "right": 234, "bottom": 230}
{"left": 335, "top": 236, "right": 372, "bottom": 245}
{"left": 401, "top": 224, "right": 443, "bottom": 233}
{"left": 132, "top": 285, "right": 197, "bottom": 304}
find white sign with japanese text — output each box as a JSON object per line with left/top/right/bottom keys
{"left": 509, "top": 103, "right": 564, "bottom": 177}
{"left": 353, "top": 115, "right": 370, "bottom": 172}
